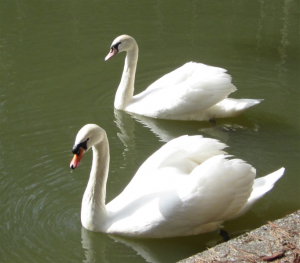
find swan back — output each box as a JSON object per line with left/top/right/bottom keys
{"left": 104, "top": 135, "right": 284, "bottom": 237}
{"left": 126, "top": 62, "right": 238, "bottom": 119}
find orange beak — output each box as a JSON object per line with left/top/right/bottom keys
{"left": 70, "top": 148, "right": 85, "bottom": 169}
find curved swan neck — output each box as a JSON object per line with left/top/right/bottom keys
{"left": 114, "top": 44, "right": 138, "bottom": 110}
{"left": 81, "top": 135, "right": 110, "bottom": 231}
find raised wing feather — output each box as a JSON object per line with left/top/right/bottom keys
{"left": 106, "top": 135, "right": 227, "bottom": 211}
{"left": 107, "top": 137, "right": 256, "bottom": 233}
{"left": 172, "top": 155, "right": 256, "bottom": 226}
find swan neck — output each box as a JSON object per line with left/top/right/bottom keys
{"left": 114, "top": 45, "right": 138, "bottom": 110}
{"left": 81, "top": 136, "right": 110, "bottom": 231}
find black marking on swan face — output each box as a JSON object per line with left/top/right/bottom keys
{"left": 72, "top": 138, "right": 89, "bottom": 155}
{"left": 111, "top": 41, "right": 121, "bottom": 52}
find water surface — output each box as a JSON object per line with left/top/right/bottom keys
{"left": 0, "top": 1, "right": 299, "bottom": 262}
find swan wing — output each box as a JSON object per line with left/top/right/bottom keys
{"left": 227, "top": 167, "right": 285, "bottom": 220}
{"left": 127, "top": 62, "right": 237, "bottom": 118}
{"left": 107, "top": 135, "right": 226, "bottom": 210}
{"left": 107, "top": 141, "right": 256, "bottom": 236}
{"left": 128, "top": 155, "right": 255, "bottom": 236}
{"left": 169, "top": 155, "right": 256, "bottom": 226}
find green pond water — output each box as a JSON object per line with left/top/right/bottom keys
{"left": 0, "top": 1, "right": 299, "bottom": 262}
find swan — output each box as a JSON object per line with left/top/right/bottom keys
{"left": 105, "top": 35, "right": 262, "bottom": 121}
{"left": 70, "top": 124, "right": 285, "bottom": 238}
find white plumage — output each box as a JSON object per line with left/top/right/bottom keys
{"left": 105, "top": 35, "right": 262, "bottom": 121}
{"left": 70, "top": 124, "right": 285, "bottom": 238}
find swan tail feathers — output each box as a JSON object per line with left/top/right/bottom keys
{"left": 237, "top": 98, "right": 263, "bottom": 110}
{"left": 202, "top": 98, "right": 263, "bottom": 119}
{"left": 252, "top": 167, "right": 285, "bottom": 195}
{"left": 222, "top": 98, "right": 263, "bottom": 111}
{"left": 228, "top": 167, "right": 285, "bottom": 220}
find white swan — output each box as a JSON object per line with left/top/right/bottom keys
{"left": 70, "top": 124, "right": 285, "bottom": 238}
{"left": 105, "top": 35, "right": 262, "bottom": 121}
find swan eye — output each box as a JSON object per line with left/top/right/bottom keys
{"left": 111, "top": 42, "right": 121, "bottom": 52}
{"left": 72, "top": 138, "right": 89, "bottom": 155}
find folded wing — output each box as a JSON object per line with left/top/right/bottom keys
{"left": 127, "top": 62, "right": 237, "bottom": 118}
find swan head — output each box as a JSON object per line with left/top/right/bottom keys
{"left": 105, "top": 35, "right": 137, "bottom": 61}
{"left": 70, "top": 124, "right": 105, "bottom": 169}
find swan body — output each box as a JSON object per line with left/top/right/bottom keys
{"left": 70, "top": 124, "right": 285, "bottom": 238}
{"left": 105, "top": 35, "right": 262, "bottom": 121}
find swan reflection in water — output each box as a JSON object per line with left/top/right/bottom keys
{"left": 114, "top": 109, "right": 260, "bottom": 146}
{"left": 81, "top": 211, "right": 261, "bottom": 263}
{"left": 81, "top": 226, "right": 226, "bottom": 263}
